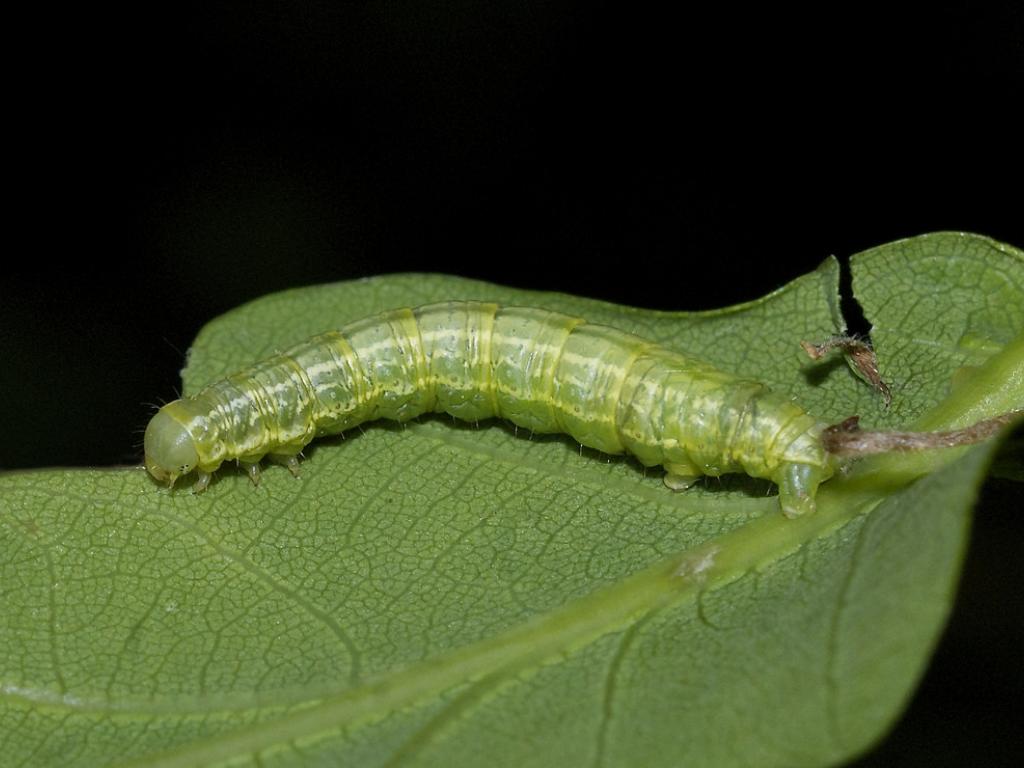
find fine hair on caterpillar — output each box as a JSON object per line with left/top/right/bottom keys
{"left": 143, "top": 301, "right": 1008, "bottom": 518}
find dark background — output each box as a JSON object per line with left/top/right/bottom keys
{"left": 3, "top": 3, "right": 1021, "bottom": 765}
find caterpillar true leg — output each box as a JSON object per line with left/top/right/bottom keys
{"left": 193, "top": 471, "right": 213, "bottom": 494}
{"left": 271, "top": 454, "right": 303, "bottom": 478}
{"left": 239, "top": 461, "right": 261, "bottom": 487}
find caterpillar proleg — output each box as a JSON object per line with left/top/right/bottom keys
{"left": 144, "top": 301, "right": 839, "bottom": 517}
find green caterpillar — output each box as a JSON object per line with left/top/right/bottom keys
{"left": 145, "top": 301, "right": 838, "bottom": 517}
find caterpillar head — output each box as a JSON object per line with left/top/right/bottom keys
{"left": 144, "top": 403, "right": 200, "bottom": 488}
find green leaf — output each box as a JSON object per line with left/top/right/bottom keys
{"left": 2, "top": 233, "right": 1021, "bottom": 768}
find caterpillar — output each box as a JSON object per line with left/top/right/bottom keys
{"left": 145, "top": 301, "right": 838, "bottom": 517}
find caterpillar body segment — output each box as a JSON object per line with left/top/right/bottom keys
{"left": 144, "top": 301, "right": 838, "bottom": 516}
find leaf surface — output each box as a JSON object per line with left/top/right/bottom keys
{"left": 1, "top": 233, "right": 1021, "bottom": 767}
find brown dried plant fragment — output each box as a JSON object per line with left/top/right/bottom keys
{"left": 801, "top": 335, "right": 892, "bottom": 407}
{"left": 822, "top": 412, "right": 1023, "bottom": 457}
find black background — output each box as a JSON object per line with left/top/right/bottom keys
{"left": 3, "top": 3, "right": 1022, "bottom": 765}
